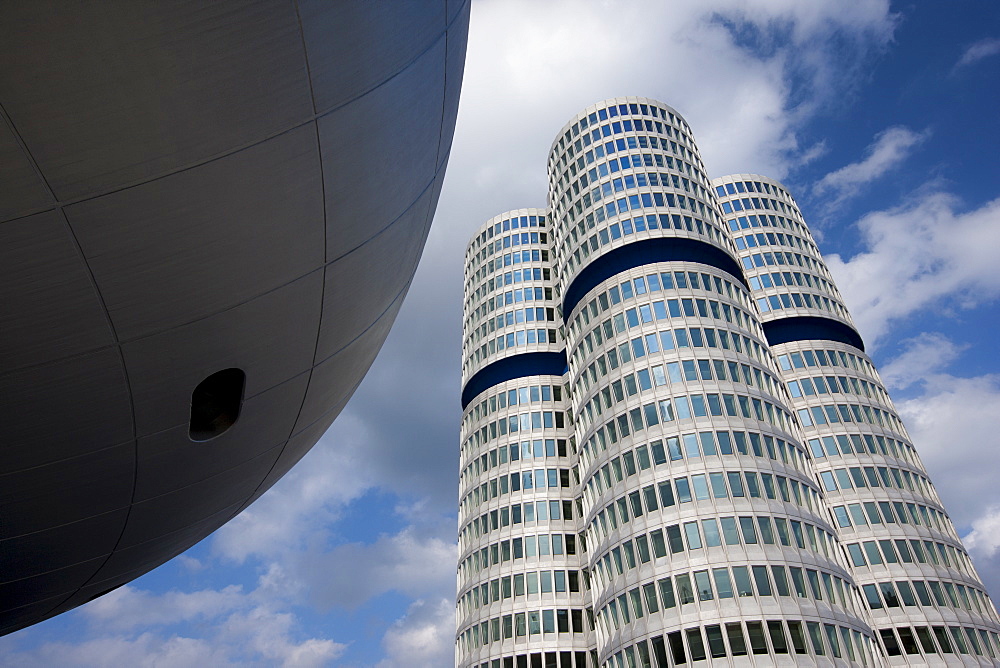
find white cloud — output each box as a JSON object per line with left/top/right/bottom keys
{"left": 813, "top": 126, "right": 929, "bottom": 205}
{"left": 176, "top": 555, "right": 206, "bottom": 572}
{"left": 293, "top": 527, "right": 456, "bottom": 611}
{"left": 962, "top": 505, "right": 1000, "bottom": 602}
{"left": 894, "top": 371, "right": 1000, "bottom": 529}
{"left": 82, "top": 585, "right": 247, "bottom": 632}
{"left": 878, "top": 336, "right": 1000, "bottom": 594}
{"left": 956, "top": 37, "right": 1000, "bottom": 68}
{"left": 826, "top": 191, "right": 1000, "bottom": 343}
{"left": 0, "top": 565, "right": 347, "bottom": 668}
{"left": 795, "top": 140, "right": 830, "bottom": 168}
{"left": 0, "top": 633, "right": 235, "bottom": 668}
{"left": 377, "top": 598, "right": 455, "bottom": 668}
{"left": 879, "top": 332, "right": 965, "bottom": 391}
{"left": 215, "top": 607, "right": 345, "bottom": 668}
{"left": 455, "top": 0, "right": 896, "bottom": 200}
{"left": 0, "top": 611, "right": 343, "bottom": 668}
{"left": 212, "top": 422, "right": 378, "bottom": 563}
{"left": 964, "top": 507, "right": 1000, "bottom": 561}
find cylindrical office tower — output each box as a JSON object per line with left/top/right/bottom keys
{"left": 458, "top": 209, "right": 596, "bottom": 668}
{"left": 548, "top": 99, "right": 877, "bottom": 667}
{"left": 713, "top": 174, "right": 1000, "bottom": 665}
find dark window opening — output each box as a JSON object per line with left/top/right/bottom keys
{"left": 190, "top": 368, "right": 245, "bottom": 441}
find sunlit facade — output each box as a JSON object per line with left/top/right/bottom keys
{"left": 460, "top": 208, "right": 597, "bottom": 668}
{"left": 714, "top": 174, "right": 1000, "bottom": 664}
{"left": 458, "top": 98, "right": 1000, "bottom": 668}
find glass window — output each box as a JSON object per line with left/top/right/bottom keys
{"left": 643, "top": 583, "right": 659, "bottom": 614}
{"left": 768, "top": 622, "right": 789, "bottom": 654}
{"left": 705, "top": 624, "right": 726, "bottom": 658}
{"left": 702, "top": 519, "right": 722, "bottom": 547}
{"left": 676, "top": 574, "right": 695, "bottom": 604}
{"left": 863, "top": 541, "right": 883, "bottom": 564}
{"left": 658, "top": 481, "right": 675, "bottom": 507}
{"left": 713, "top": 568, "right": 734, "bottom": 599}
{"left": 790, "top": 568, "right": 807, "bottom": 598}
{"left": 709, "top": 472, "right": 728, "bottom": 498}
{"left": 914, "top": 627, "right": 937, "bottom": 653}
{"left": 847, "top": 543, "right": 866, "bottom": 567}
{"left": 727, "top": 472, "right": 744, "bottom": 496}
{"left": 687, "top": 629, "right": 707, "bottom": 661}
{"left": 675, "top": 478, "right": 692, "bottom": 503}
{"left": 747, "top": 622, "right": 768, "bottom": 654}
{"left": 739, "top": 517, "right": 758, "bottom": 544}
{"left": 684, "top": 522, "right": 702, "bottom": 549}
{"left": 896, "top": 580, "right": 917, "bottom": 606}
{"left": 771, "top": 566, "right": 790, "bottom": 597}
{"left": 691, "top": 474, "right": 710, "bottom": 500}
{"left": 666, "top": 525, "right": 684, "bottom": 553}
{"left": 757, "top": 517, "right": 775, "bottom": 544}
{"left": 807, "top": 622, "right": 826, "bottom": 655}
{"left": 726, "top": 623, "right": 748, "bottom": 656}
{"left": 752, "top": 566, "right": 772, "bottom": 595}
{"left": 659, "top": 578, "right": 677, "bottom": 609}
{"left": 721, "top": 517, "right": 740, "bottom": 545}
{"left": 668, "top": 631, "right": 686, "bottom": 664}
{"left": 650, "top": 529, "right": 667, "bottom": 558}
{"left": 880, "top": 629, "right": 902, "bottom": 656}
{"left": 733, "top": 567, "right": 753, "bottom": 597}
{"left": 880, "top": 582, "right": 901, "bottom": 607}
{"left": 825, "top": 625, "right": 842, "bottom": 658}
{"left": 694, "top": 570, "right": 714, "bottom": 601}
{"left": 786, "top": 621, "right": 808, "bottom": 654}
{"left": 897, "top": 627, "right": 921, "bottom": 655}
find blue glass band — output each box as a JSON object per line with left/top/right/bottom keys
{"left": 562, "top": 237, "right": 748, "bottom": 316}
{"left": 462, "top": 351, "right": 568, "bottom": 409}
{"left": 762, "top": 316, "right": 865, "bottom": 352}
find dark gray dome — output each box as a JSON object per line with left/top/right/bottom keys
{"left": 0, "top": 0, "right": 469, "bottom": 635}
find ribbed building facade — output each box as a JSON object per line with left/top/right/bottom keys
{"left": 713, "top": 174, "right": 1000, "bottom": 664}
{"left": 458, "top": 98, "right": 1000, "bottom": 668}
{"left": 460, "top": 208, "right": 597, "bottom": 668}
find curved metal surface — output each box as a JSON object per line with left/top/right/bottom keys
{"left": 0, "top": 0, "right": 470, "bottom": 635}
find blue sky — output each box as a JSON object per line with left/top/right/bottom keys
{"left": 3, "top": 1, "right": 1000, "bottom": 666}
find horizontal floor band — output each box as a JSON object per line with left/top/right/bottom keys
{"left": 461, "top": 351, "right": 567, "bottom": 409}
{"left": 562, "top": 237, "right": 748, "bottom": 317}
{"left": 763, "top": 315, "right": 865, "bottom": 352}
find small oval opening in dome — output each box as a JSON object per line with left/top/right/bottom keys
{"left": 189, "top": 368, "right": 245, "bottom": 441}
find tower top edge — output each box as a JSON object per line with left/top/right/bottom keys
{"left": 546, "top": 97, "right": 691, "bottom": 157}
{"left": 464, "top": 207, "right": 550, "bottom": 252}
